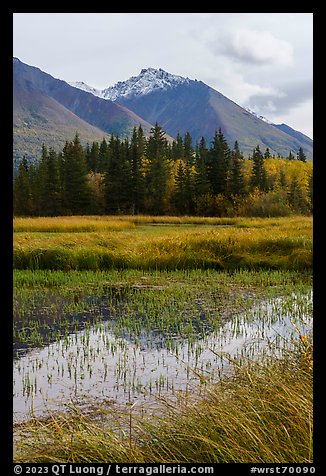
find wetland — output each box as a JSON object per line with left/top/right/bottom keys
{"left": 13, "top": 216, "right": 313, "bottom": 463}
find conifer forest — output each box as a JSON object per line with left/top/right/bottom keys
{"left": 13, "top": 124, "right": 312, "bottom": 218}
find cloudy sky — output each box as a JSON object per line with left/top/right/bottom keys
{"left": 13, "top": 13, "right": 313, "bottom": 138}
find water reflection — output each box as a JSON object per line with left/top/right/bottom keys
{"left": 13, "top": 291, "right": 312, "bottom": 421}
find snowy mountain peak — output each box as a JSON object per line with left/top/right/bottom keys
{"left": 101, "top": 68, "right": 191, "bottom": 101}
{"left": 70, "top": 68, "right": 192, "bottom": 102}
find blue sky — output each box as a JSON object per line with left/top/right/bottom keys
{"left": 13, "top": 13, "right": 313, "bottom": 138}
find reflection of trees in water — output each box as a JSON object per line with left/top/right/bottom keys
{"left": 13, "top": 282, "right": 263, "bottom": 360}
{"left": 13, "top": 285, "right": 230, "bottom": 358}
{"left": 13, "top": 286, "right": 127, "bottom": 358}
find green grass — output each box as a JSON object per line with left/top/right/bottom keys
{"left": 13, "top": 216, "right": 312, "bottom": 271}
{"left": 14, "top": 267, "right": 311, "bottom": 287}
{"left": 13, "top": 334, "right": 313, "bottom": 463}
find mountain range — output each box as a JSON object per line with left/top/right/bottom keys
{"left": 13, "top": 58, "right": 313, "bottom": 164}
{"left": 13, "top": 58, "right": 152, "bottom": 165}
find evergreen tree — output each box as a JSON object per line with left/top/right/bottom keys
{"left": 37, "top": 144, "right": 50, "bottom": 214}
{"left": 173, "top": 160, "right": 195, "bottom": 214}
{"left": 183, "top": 132, "right": 194, "bottom": 165}
{"left": 104, "top": 135, "right": 131, "bottom": 213}
{"left": 57, "top": 150, "right": 65, "bottom": 201}
{"left": 264, "top": 147, "right": 271, "bottom": 159}
{"left": 279, "top": 168, "right": 287, "bottom": 189}
{"left": 173, "top": 160, "right": 187, "bottom": 213}
{"left": 297, "top": 147, "right": 307, "bottom": 163}
{"left": 287, "top": 151, "right": 295, "bottom": 161}
{"left": 87, "top": 141, "right": 100, "bottom": 172}
{"left": 194, "top": 136, "right": 210, "bottom": 197}
{"left": 98, "top": 138, "right": 109, "bottom": 173}
{"left": 129, "top": 126, "right": 145, "bottom": 214}
{"left": 180, "top": 132, "right": 195, "bottom": 213}
{"left": 230, "top": 141, "right": 246, "bottom": 195}
{"left": 24, "top": 144, "right": 49, "bottom": 216}
{"left": 137, "top": 125, "right": 146, "bottom": 157}
{"left": 27, "top": 164, "right": 40, "bottom": 216}
{"left": 13, "top": 156, "right": 32, "bottom": 215}
{"left": 251, "top": 144, "right": 268, "bottom": 191}
{"left": 171, "top": 132, "right": 184, "bottom": 161}
{"left": 62, "top": 133, "right": 94, "bottom": 214}
{"left": 145, "top": 123, "right": 170, "bottom": 214}
{"left": 85, "top": 143, "right": 91, "bottom": 172}
{"left": 208, "top": 129, "right": 231, "bottom": 195}
{"left": 44, "top": 148, "right": 62, "bottom": 216}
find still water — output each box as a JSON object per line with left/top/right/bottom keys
{"left": 13, "top": 290, "right": 312, "bottom": 421}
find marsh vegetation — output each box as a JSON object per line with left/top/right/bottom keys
{"left": 13, "top": 216, "right": 313, "bottom": 463}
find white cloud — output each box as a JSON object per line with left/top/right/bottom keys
{"left": 218, "top": 28, "right": 294, "bottom": 66}
{"left": 208, "top": 69, "right": 285, "bottom": 106}
{"left": 243, "top": 79, "right": 312, "bottom": 117}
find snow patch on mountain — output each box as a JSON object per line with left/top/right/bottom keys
{"left": 244, "top": 107, "right": 273, "bottom": 124}
{"left": 70, "top": 68, "right": 192, "bottom": 102}
{"left": 69, "top": 81, "right": 103, "bottom": 97}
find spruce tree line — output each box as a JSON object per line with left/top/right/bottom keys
{"left": 13, "top": 124, "right": 311, "bottom": 217}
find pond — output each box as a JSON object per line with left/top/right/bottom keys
{"left": 13, "top": 284, "right": 312, "bottom": 422}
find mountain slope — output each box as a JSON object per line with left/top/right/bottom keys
{"left": 13, "top": 58, "right": 153, "bottom": 163}
{"left": 116, "top": 70, "right": 313, "bottom": 159}
{"left": 272, "top": 123, "right": 313, "bottom": 149}
{"left": 13, "top": 72, "right": 109, "bottom": 163}
{"left": 74, "top": 68, "right": 313, "bottom": 160}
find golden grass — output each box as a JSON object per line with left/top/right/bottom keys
{"left": 13, "top": 216, "right": 312, "bottom": 271}
{"left": 14, "top": 214, "right": 312, "bottom": 231}
{"left": 13, "top": 216, "right": 136, "bottom": 233}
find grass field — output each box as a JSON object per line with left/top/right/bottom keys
{"left": 14, "top": 215, "right": 312, "bottom": 271}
